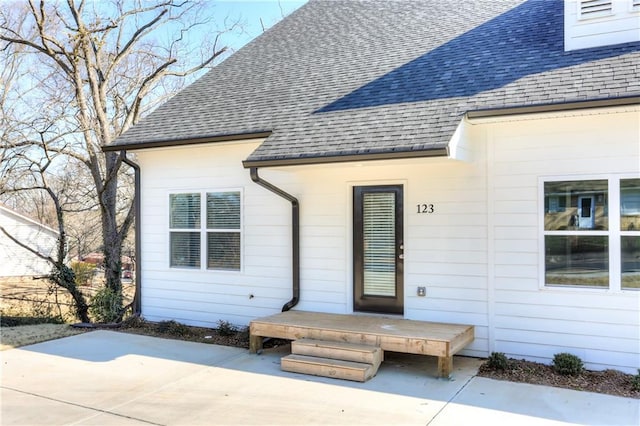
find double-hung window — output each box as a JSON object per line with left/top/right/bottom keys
{"left": 169, "top": 191, "right": 241, "bottom": 271}
{"left": 542, "top": 177, "right": 639, "bottom": 290}
{"left": 621, "top": 178, "right": 640, "bottom": 289}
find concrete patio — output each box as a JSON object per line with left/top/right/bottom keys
{"left": 1, "top": 331, "right": 638, "bottom": 425}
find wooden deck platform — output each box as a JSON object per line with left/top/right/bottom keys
{"left": 249, "top": 310, "right": 474, "bottom": 378}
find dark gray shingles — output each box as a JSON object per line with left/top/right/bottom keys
{"left": 111, "top": 0, "right": 640, "bottom": 163}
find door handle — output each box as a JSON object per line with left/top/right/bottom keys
{"left": 398, "top": 253, "right": 404, "bottom": 260}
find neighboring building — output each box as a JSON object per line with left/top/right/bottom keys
{"left": 104, "top": 0, "right": 640, "bottom": 373}
{"left": 0, "top": 205, "right": 58, "bottom": 277}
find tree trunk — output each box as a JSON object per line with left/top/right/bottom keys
{"left": 100, "top": 154, "right": 124, "bottom": 297}
{"left": 51, "top": 264, "right": 90, "bottom": 323}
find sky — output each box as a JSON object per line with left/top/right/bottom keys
{"left": 214, "top": 0, "right": 308, "bottom": 51}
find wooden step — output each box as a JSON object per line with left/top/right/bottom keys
{"left": 281, "top": 354, "right": 377, "bottom": 382}
{"left": 291, "top": 338, "right": 383, "bottom": 370}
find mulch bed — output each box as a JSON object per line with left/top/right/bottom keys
{"left": 114, "top": 316, "right": 288, "bottom": 350}
{"left": 477, "top": 358, "right": 640, "bottom": 399}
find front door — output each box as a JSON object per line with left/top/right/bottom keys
{"left": 578, "top": 196, "right": 595, "bottom": 229}
{"left": 353, "top": 185, "right": 403, "bottom": 314}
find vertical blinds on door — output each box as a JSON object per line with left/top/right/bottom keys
{"left": 362, "top": 192, "right": 396, "bottom": 297}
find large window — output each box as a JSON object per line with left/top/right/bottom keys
{"left": 621, "top": 178, "right": 640, "bottom": 289}
{"left": 169, "top": 191, "right": 241, "bottom": 271}
{"left": 542, "top": 177, "right": 639, "bottom": 290}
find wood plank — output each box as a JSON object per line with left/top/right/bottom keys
{"left": 250, "top": 311, "right": 473, "bottom": 357}
{"left": 281, "top": 354, "right": 376, "bottom": 382}
{"left": 437, "top": 355, "right": 453, "bottom": 378}
{"left": 250, "top": 310, "right": 475, "bottom": 379}
{"left": 292, "top": 339, "right": 383, "bottom": 368}
{"left": 249, "top": 334, "right": 263, "bottom": 354}
{"left": 251, "top": 311, "right": 471, "bottom": 340}
{"left": 450, "top": 325, "right": 475, "bottom": 354}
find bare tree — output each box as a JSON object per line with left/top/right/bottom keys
{"left": 1, "top": 0, "right": 237, "bottom": 321}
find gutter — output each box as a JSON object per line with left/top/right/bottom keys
{"left": 249, "top": 167, "right": 300, "bottom": 312}
{"left": 242, "top": 148, "right": 448, "bottom": 169}
{"left": 466, "top": 95, "right": 640, "bottom": 120}
{"left": 103, "top": 131, "right": 272, "bottom": 152}
{"left": 122, "top": 153, "right": 142, "bottom": 315}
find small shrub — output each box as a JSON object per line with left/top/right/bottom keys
{"left": 71, "top": 262, "right": 96, "bottom": 286}
{"left": 89, "top": 287, "right": 122, "bottom": 323}
{"left": 217, "top": 320, "right": 238, "bottom": 337}
{"left": 486, "top": 352, "right": 510, "bottom": 370}
{"left": 553, "top": 352, "right": 584, "bottom": 376}
{"left": 632, "top": 369, "right": 640, "bottom": 392}
{"left": 156, "top": 320, "right": 192, "bottom": 337}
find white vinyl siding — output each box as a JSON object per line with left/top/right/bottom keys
{"left": 135, "top": 109, "right": 638, "bottom": 373}
{"left": 137, "top": 141, "right": 267, "bottom": 327}
{"left": 565, "top": 0, "right": 640, "bottom": 50}
{"left": 486, "top": 110, "right": 639, "bottom": 373}
{"left": 0, "top": 207, "right": 58, "bottom": 277}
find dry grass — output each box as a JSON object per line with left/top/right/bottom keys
{"left": 0, "top": 276, "right": 133, "bottom": 350}
{"left": 1, "top": 276, "right": 135, "bottom": 322}
{"left": 0, "top": 324, "right": 85, "bottom": 350}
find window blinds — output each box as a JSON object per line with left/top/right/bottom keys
{"left": 362, "top": 192, "right": 396, "bottom": 297}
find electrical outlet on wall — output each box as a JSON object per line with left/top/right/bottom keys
{"left": 417, "top": 286, "right": 426, "bottom": 297}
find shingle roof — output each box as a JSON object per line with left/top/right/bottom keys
{"left": 108, "top": 0, "right": 640, "bottom": 165}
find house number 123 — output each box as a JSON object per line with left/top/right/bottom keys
{"left": 417, "top": 204, "right": 435, "bottom": 214}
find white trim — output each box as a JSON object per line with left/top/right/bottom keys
{"left": 466, "top": 104, "right": 640, "bottom": 125}
{"left": 486, "top": 126, "right": 496, "bottom": 354}
{"left": 447, "top": 119, "right": 471, "bottom": 162}
{"left": 609, "top": 178, "right": 622, "bottom": 291}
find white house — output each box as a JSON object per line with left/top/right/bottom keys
{"left": 0, "top": 205, "right": 59, "bottom": 277}
{"left": 105, "top": 0, "right": 640, "bottom": 373}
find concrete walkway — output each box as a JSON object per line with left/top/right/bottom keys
{"left": 1, "top": 331, "right": 638, "bottom": 425}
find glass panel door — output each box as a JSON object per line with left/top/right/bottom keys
{"left": 362, "top": 192, "right": 396, "bottom": 296}
{"left": 353, "top": 185, "right": 403, "bottom": 314}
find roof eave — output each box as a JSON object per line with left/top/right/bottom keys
{"left": 466, "top": 95, "right": 640, "bottom": 120}
{"left": 242, "top": 148, "right": 449, "bottom": 169}
{"left": 102, "top": 131, "right": 273, "bottom": 152}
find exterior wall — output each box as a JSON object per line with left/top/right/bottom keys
{"left": 136, "top": 140, "right": 294, "bottom": 327}
{"left": 483, "top": 108, "right": 640, "bottom": 373}
{"left": 0, "top": 207, "right": 58, "bottom": 277}
{"left": 137, "top": 108, "right": 639, "bottom": 373}
{"left": 136, "top": 136, "right": 490, "bottom": 357}
{"left": 564, "top": 0, "right": 640, "bottom": 51}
